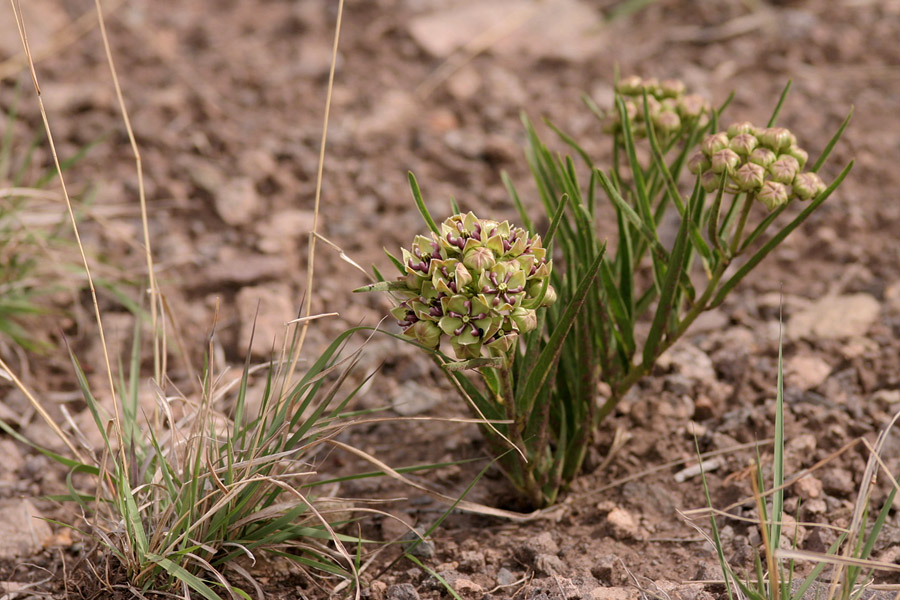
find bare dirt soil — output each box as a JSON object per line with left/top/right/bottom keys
{"left": 2, "top": 0, "right": 900, "bottom": 598}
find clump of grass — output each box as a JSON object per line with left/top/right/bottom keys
{"left": 688, "top": 322, "right": 900, "bottom": 600}
{"left": 2, "top": 319, "right": 376, "bottom": 598}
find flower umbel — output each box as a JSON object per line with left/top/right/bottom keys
{"left": 386, "top": 212, "right": 555, "bottom": 360}
{"left": 694, "top": 123, "right": 828, "bottom": 210}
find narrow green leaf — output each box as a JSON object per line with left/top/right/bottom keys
{"left": 443, "top": 357, "right": 505, "bottom": 371}
{"left": 766, "top": 80, "right": 792, "bottom": 127}
{"left": 408, "top": 172, "right": 439, "bottom": 234}
{"left": 811, "top": 107, "right": 853, "bottom": 174}
{"left": 353, "top": 280, "right": 410, "bottom": 293}
{"left": 146, "top": 553, "right": 223, "bottom": 600}
{"left": 642, "top": 200, "right": 690, "bottom": 366}
{"left": 517, "top": 246, "right": 605, "bottom": 417}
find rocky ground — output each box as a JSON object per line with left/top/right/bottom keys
{"left": 2, "top": 0, "right": 900, "bottom": 598}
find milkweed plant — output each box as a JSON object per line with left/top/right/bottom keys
{"left": 360, "top": 76, "right": 852, "bottom": 508}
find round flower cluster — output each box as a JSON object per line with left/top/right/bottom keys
{"left": 390, "top": 212, "right": 556, "bottom": 360}
{"left": 689, "top": 122, "right": 827, "bottom": 210}
{"left": 602, "top": 75, "right": 711, "bottom": 138}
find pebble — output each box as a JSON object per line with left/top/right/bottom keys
{"left": 788, "top": 293, "right": 880, "bottom": 340}
{"left": 205, "top": 248, "right": 289, "bottom": 285}
{"left": 386, "top": 583, "right": 419, "bottom": 600}
{"left": 255, "top": 209, "right": 316, "bottom": 254}
{"left": 534, "top": 553, "right": 565, "bottom": 575}
{"left": 215, "top": 177, "right": 261, "bottom": 226}
{"left": 785, "top": 354, "right": 832, "bottom": 391}
{"left": 606, "top": 507, "right": 642, "bottom": 541}
{"left": 794, "top": 475, "right": 823, "bottom": 499}
{"left": 591, "top": 587, "right": 641, "bottom": 600}
{"left": 657, "top": 343, "right": 716, "bottom": 382}
{"left": 515, "top": 531, "right": 559, "bottom": 564}
{"left": 496, "top": 567, "right": 518, "bottom": 586}
{"left": 401, "top": 526, "right": 436, "bottom": 559}
{"left": 821, "top": 468, "right": 856, "bottom": 496}
{"left": 0, "top": 500, "right": 53, "bottom": 559}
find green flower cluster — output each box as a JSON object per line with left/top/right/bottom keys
{"left": 602, "top": 75, "right": 711, "bottom": 138}
{"left": 689, "top": 122, "right": 827, "bottom": 210}
{"left": 391, "top": 212, "right": 556, "bottom": 360}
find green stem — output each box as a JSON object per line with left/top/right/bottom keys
{"left": 597, "top": 261, "right": 729, "bottom": 424}
{"left": 497, "top": 365, "right": 543, "bottom": 507}
{"left": 729, "top": 192, "right": 756, "bottom": 255}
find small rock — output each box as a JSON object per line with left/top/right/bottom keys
{"left": 591, "top": 587, "right": 641, "bottom": 600}
{"left": 402, "top": 526, "right": 436, "bottom": 559}
{"left": 786, "top": 433, "right": 817, "bottom": 455}
{"left": 534, "top": 553, "right": 564, "bottom": 575}
{"left": 789, "top": 294, "right": 880, "bottom": 340}
{"left": 606, "top": 507, "right": 641, "bottom": 541}
{"left": 496, "top": 567, "right": 518, "bottom": 586}
{"left": 367, "top": 580, "right": 388, "bottom": 600}
{"left": 657, "top": 343, "right": 716, "bottom": 382}
{"left": 256, "top": 209, "right": 316, "bottom": 254}
{"left": 386, "top": 583, "right": 419, "bottom": 600}
{"left": 821, "top": 468, "right": 855, "bottom": 496}
{"left": 0, "top": 500, "right": 53, "bottom": 559}
{"left": 235, "top": 284, "right": 296, "bottom": 358}
{"left": 205, "top": 248, "right": 289, "bottom": 285}
{"left": 453, "top": 577, "right": 483, "bottom": 596}
{"left": 885, "top": 280, "right": 900, "bottom": 315}
{"left": 515, "top": 531, "right": 559, "bottom": 564}
{"left": 391, "top": 380, "right": 443, "bottom": 416}
{"left": 0, "top": 439, "right": 24, "bottom": 482}
{"left": 216, "top": 177, "right": 261, "bottom": 226}
{"left": 794, "top": 475, "right": 823, "bottom": 500}
{"left": 457, "top": 549, "right": 486, "bottom": 573}
{"left": 447, "top": 66, "right": 482, "bottom": 101}
{"left": 785, "top": 354, "right": 832, "bottom": 391}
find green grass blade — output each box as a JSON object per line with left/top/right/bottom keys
{"left": 811, "top": 107, "right": 853, "bottom": 174}
{"left": 408, "top": 172, "right": 439, "bottom": 234}
{"left": 517, "top": 246, "right": 605, "bottom": 417}
{"left": 766, "top": 80, "right": 793, "bottom": 127}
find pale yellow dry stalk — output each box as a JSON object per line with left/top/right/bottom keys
{"left": 9, "top": 0, "right": 124, "bottom": 465}
{"left": 285, "top": 0, "right": 346, "bottom": 391}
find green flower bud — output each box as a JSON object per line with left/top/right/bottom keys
{"left": 711, "top": 148, "right": 740, "bottom": 174}
{"left": 760, "top": 127, "right": 795, "bottom": 152}
{"left": 660, "top": 78, "right": 686, "bottom": 98}
{"left": 510, "top": 307, "right": 538, "bottom": 333}
{"left": 701, "top": 171, "right": 722, "bottom": 193}
{"left": 729, "top": 133, "right": 758, "bottom": 156}
{"left": 758, "top": 181, "right": 789, "bottom": 210}
{"left": 409, "top": 320, "right": 442, "bottom": 348}
{"left": 687, "top": 150, "right": 711, "bottom": 175}
{"left": 677, "top": 94, "right": 708, "bottom": 120}
{"left": 702, "top": 132, "right": 730, "bottom": 157}
{"left": 653, "top": 111, "right": 681, "bottom": 135}
{"left": 642, "top": 77, "right": 660, "bottom": 94}
{"left": 784, "top": 144, "right": 809, "bottom": 169}
{"left": 768, "top": 155, "right": 800, "bottom": 184}
{"left": 616, "top": 75, "right": 644, "bottom": 95}
{"left": 733, "top": 162, "right": 765, "bottom": 191}
{"left": 463, "top": 246, "right": 495, "bottom": 272}
{"left": 748, "top": 147, "right": 777, "bottom": 168}
{"left": 540, "top": 284, "right": 557, "bottom": 307}
{"left": 727, "top": 121, "right": 756, "bottom": 137}
{"left": 486, "top": 332, "right": 518, "bottom": 356}
{"left": 792, "top": 172, "right": 826, "bottom": 200}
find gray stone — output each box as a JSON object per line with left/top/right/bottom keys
{"left": 216, "top": 177, "right": 261, "bottom": 226}
{"left": 392, "top": 380, "right": 443, "bottom": 416}
{"left": 386, "top": 583, "right": 419, "bottom": 600}
{"left": 789, "top": 294, "right": 880, "bottom": 340}
{"left": 0, "top": 500, "right": 53, "bottom": 559}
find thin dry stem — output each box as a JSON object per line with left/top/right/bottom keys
{"left": 10, "top": 0, "right": 125, "bottom": 461}
{"left": 286, "top": 0, "right": 346, "bottom": 389}
{"left": 92, "top": 0, "right": 161, "bottom": 386}
{"left": 0, "top": 354, "right": 85, "bottom": 461}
